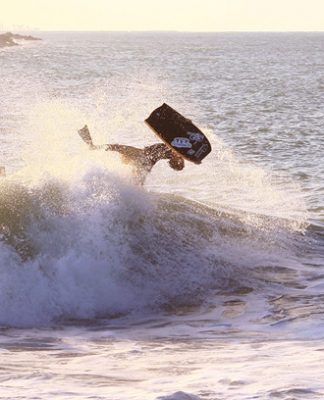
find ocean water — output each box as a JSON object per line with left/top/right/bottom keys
{"left": 0, "top": 32, "right": 323, "bottom": 399}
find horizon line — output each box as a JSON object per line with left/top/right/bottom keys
{"left": 2, "top": 29, "right": 324, "bottom": 34}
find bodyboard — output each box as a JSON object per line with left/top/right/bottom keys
{"left": 145, "top": 103, "right": 211, "bottom": 164}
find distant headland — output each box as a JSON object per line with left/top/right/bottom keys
{"left": 0, "top": 32, "right": 41, "bottom": 48}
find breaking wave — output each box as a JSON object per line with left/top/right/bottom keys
{"left": 0, "top": 163, "right": 309, "bottom": 328}
{"left": 0, "top": 98, "right": 311, "bottom": 328}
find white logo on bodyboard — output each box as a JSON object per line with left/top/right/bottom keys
{"left": 171, "top": 137, "right": 192, "bottom": 148}
{"left": 188, "top": 132, "right": 204, "bottom": 142}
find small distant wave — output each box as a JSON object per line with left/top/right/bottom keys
{"left": 157, "top": 392, "right": 201, "bottom": 400}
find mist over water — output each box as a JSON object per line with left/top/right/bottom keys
{"left": 0, "top": 32, "right": 323, "bottom": 399}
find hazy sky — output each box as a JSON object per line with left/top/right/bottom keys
{"left": 1, "top": 0, "right": 324, "bottom": 32}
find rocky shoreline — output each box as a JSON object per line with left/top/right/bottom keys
{"left": 0, "top": 32, "right": 41, "bottom": 48}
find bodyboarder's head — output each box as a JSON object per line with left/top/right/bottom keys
{"left": 169, "top": 152, "right": 185, "bottom": 171}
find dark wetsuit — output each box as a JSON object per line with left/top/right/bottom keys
{"left": 78, "top": 124, "right": 184, "bottom": 184}
{"left": 105, "top": 143, "right": 182, "bottom": 184}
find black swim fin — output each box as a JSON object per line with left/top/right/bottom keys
{"left": 78, "top": 125, "right": 94, "bottom": 148}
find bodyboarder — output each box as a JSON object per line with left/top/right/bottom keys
{"left": 78, "top": 125, "right": 185, "bottom": 185}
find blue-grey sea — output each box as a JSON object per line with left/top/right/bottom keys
{"left": 0, "top": 32, "right": 323, "bottom": 400}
